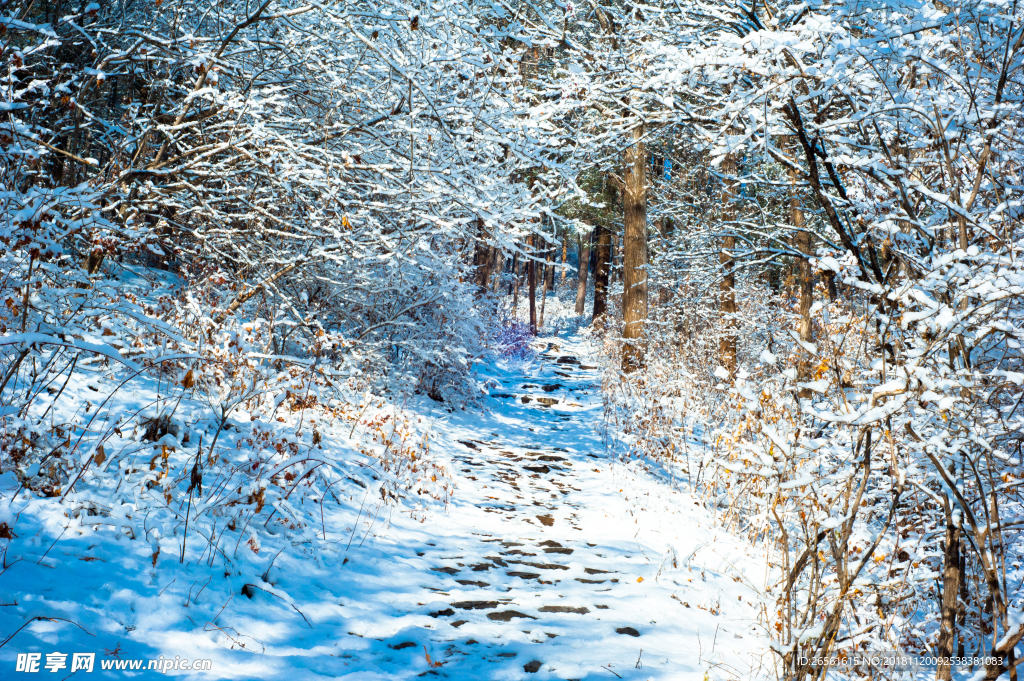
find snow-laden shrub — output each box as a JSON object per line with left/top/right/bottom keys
{"left": 495, "top": 321, "right": 534, "bottom": 360}
{"left": 0, "top": 0, "right": 556, "bottom": 604}
{"left": 600, "top": 251, "right": 1024, "bottom": 676}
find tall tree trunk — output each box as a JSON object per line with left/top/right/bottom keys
{"left": 480, "top": 244, "right": 497, "bottom": 292}
{"left": 658, "top": 217, "right": 674, "bottom": 307}
{"left": 508, "top": 251, "right": 519, "bottom": 296}
{"left": 539, "top": 247, "right": 550, "bottom": 330}
{"left": 538, "top": 248, "right": 547, "bottom": 296}
{"left": 958, "top": 550, "right": 968, "bottom": 659}
{"left": 539, "top": 289, "right": 547, "bottom": 329}
{"left": 937, "top": 505, "right": 962, "bottom": 681}
{"left": 789, "top": 158, "right": 814, "bottom": 396}
{"left": 592, "top": 223, "right": 612, "bottom": 324}
{"left": 473, "top": 217, "right": 490, "bottom": 293}
{"left": 823, "top": 270, "right": 838, "bottom": 301}
{"left": 561, "top": 235, "right": 568, "bottom": 286}
{"left": 589, "top": 228, "right": 597, "bottom": 273}
{"left": 575, "top": 236, "right": 590, "bottom": 315}
{"left": 718, "top": 154, "right": 738, "bottom": 374}
{"left": 491, "top": 250, "right": 504, "bottom": 292}
{"left": 621, "top": 122, "right": 648, "bottom": 372}
{"left": 511, "top": 250, "right": 522, "bottom": 315}
{"left": 545, "top": 243, "right": 555, "bottom": 291}
{"left": 528, "top": 235, "right": 538, "bottom": 333}
{"left": 612, "top": 233, "right": 621, "bottom": 284}
{"left": 84, "top": 251, "right": 105, "bottom": 275}
{"left": 538, "top": 233, "right": 552, "bottom": 328}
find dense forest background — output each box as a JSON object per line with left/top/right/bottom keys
{"left": 2, "top": 0, "right": 1023, "bottom": 677}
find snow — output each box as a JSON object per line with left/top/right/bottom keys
{"left": 799, "top": 379, "right": 830, "bottom": 393}
{"left": 0, "top": 329, "right": 772, "bottom": 679}
{"left": 3, "top": 0, "right": 1023, "bottom": 669}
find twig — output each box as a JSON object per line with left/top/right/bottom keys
{"left": 181, "top": 436, "right": 202, "bottom": 563}
{"left": 0, "top": 348, "right": 30, "bottom": 396}
{"left": 261, "top": 548, "right": 286, "bottom": 582}
{"left": 600, "top": 665, "right": 622, "bottom": 678}
{"left": 345, "top": 487, "right": 371, "bottom": 554}
{"left": 38, "top": 354, "right": 78, "bottom": 422}
{"left": 36, "top": 525, "right": 68, "bottom": 565}
{"left": 240, "top": 583, "right": 313, "bottom": 628}
{"left": 185, "top": 577, "right": 212, "bottom": 607}
{"left": 0, "top": 616, "right": 95, "bottom": 649}
{"left": 210, "top": 595, "right": 234, "bottom": 625}
{"left": 358, "top": 502, "right": 382, "bottom": 548}
{"left": 181, "top": 486, "right": 194, "bottom": 563}
{"left": 290, "top": 604, "right": 313, "bottom": 629}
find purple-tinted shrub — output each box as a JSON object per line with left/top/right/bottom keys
{"left": 495, "top": 321, "right": 534, "bottom": 360}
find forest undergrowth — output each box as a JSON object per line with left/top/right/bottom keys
{"left": 2, "top": 0, "right": 1024, "bottom": 677}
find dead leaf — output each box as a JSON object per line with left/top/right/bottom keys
{"left": 423, "top": 646, "right": 442, "bottom": 668}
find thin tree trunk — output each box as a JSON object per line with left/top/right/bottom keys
{"left": 561, "top": 235, "right": 568, "bottom": 286}
{"left": 508, "top": 251, "right": 519, "bottom": 296}
{"left": 528, "top": 235, "right": 538, "bottom": 333}
{"left": 511, "top": 251, "right": 522, "bottom": 316}
{"left": 658, "top": 217, "right": 674, "bottom": 307}
{"left": 85, "top": 250, "right": 105, "bottom": 275}
{"left": 789, "top": 157, "right": 814, "bottom": 396}
{"left": 589, "top": 228, "right": 597, "bottom": 273}
{"left": 473, "top": 217, "right": 489, "bottom": 293}
{"left": 958, "top": 550, "right": 968, "bottom": 659}
{"left": 592, "top": 223, "right": 612, "bottom": 324}
{"left": 539, "top": 237, "right": 550, "bottom": 329}
{"left": 823, "top": 271, "right": 838, "bottom": 301}
{"left": 548, "top": 241, "right": 557, "bottom": 288}
{"left": 538, "top": 251, "right": 547, "bottom": 296}
{"left": 719, "top": 154, "right": 738, "bottom": 374}
{"left": 621, "top": 122, "right": 648, "bottom": 372}
{"left": 612, "top": 233, "right": 621, "bottom": 284}
{"left": 937, "top": 506, "right": 962, "bottom": 681}
{"left": 545, "top": 243, "right": 556, "bottom": 291}
{"left": 539, "top": 277, "right": 548, "bottom": 329}
{"left": 481, "top": 244, "right": 497, "bottom": 292}
{"left": 783, "top": 100, "right": 883, "bottom": 283}
{"left": 491, "top": 250, "right": 504, "bottom": 292}
{"left": 575, "top": 237, "right": 590, "bottom": 315}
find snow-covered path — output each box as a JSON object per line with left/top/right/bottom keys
{"left": 0, "top": 330, "right": 773, "bottom": 680}
{"left": 333, "top": 331, "right": 773, "bottom": 679}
